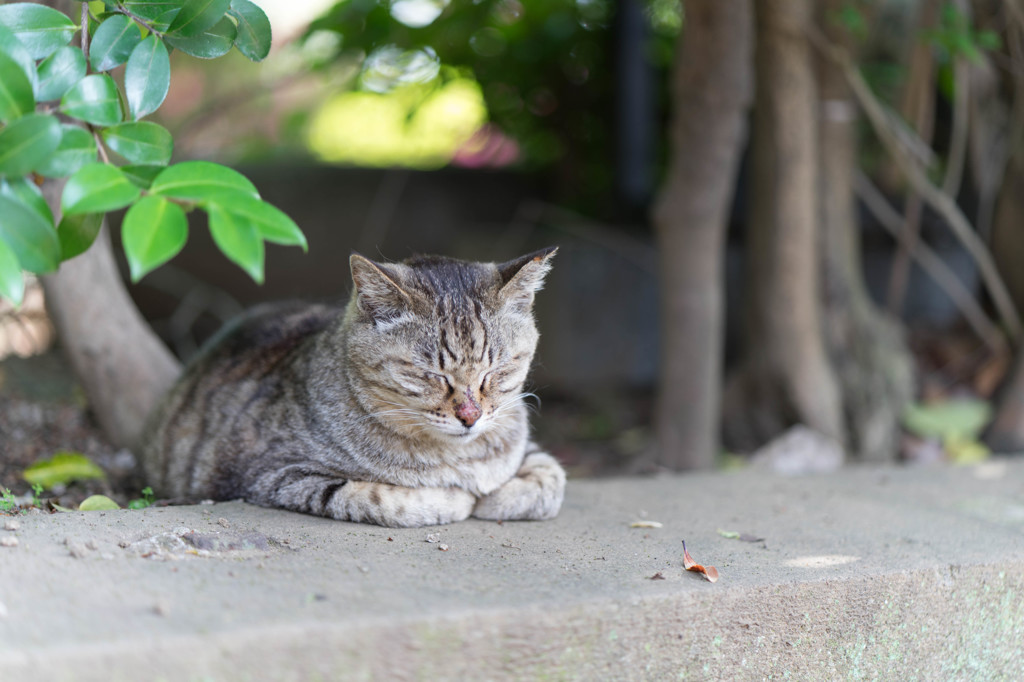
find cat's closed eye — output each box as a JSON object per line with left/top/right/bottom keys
{"left": 425, "top": 371, "right": 455, "bottom": 396}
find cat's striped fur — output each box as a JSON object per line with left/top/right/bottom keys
{"left": 139, "top": 248, "right": 565, "bottom": 527}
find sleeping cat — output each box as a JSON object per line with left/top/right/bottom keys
{"left": 139, "top": 248, "right": 565, "bottom": 527}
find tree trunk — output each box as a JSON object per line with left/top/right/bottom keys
{"left": 723, "top": 0, "right": 845, "bottom": 452}
{"left": 652, "top": 0, "right": 753, "bottom": 470}
{"left": 985, "top": 156, "right": 1024, "bottom": 451}
{"left": 817, "top": 0, "right": 915, "bottom": 461}
{"left": 40, "top": 181, "right": 182, "bottom": 450}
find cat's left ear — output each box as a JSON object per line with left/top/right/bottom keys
{"left": 497, "top": 246, "right": 558, "bottom": 314}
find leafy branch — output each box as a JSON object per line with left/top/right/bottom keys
{"left": 0, "top": 0, "right": 294, "bottom": 306}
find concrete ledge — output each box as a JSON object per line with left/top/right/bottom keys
{"left": 3, "top": 462, "right": 1023, "bottom": 680}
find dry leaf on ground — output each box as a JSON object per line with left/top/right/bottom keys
{"left": 681, "top": 540, "right": 719, "bottom": 583}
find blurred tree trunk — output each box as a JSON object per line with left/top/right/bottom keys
{"left": 652, "top": 0, "right": 753, "bottom": 469}
{"left": 40, "top": 181, "right": 181, "bottom": 450}
{"left": 723, "top": 0, "right": 845, "bottom": 451}
{"left": 985, "top": 160, "right": 1024, "bottom": 451}
{"left": 817, "top": 0, "right": 915, "bottom": 461}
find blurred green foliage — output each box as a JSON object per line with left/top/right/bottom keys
{"left": 307, "top": 0, "right": 681, "bottom": 205}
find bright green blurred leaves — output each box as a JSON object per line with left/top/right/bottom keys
{"left": 61, "top": 74, "right": 123, "bottom": 126}
{"left": 0, "top": 3, "right": 77, "bottom": 60}
{"left": 79, "top": 494, "right": 121, "bottom": 511}
{"left": 122, "top": 195, "right": 188, "bottom": 281}
{"left": 62, "top": 162, "right": 140, "bottom": 215}
{"left": 0, "top": 112, "right": 61, "bottom": 176}
{"left": 101, "top": 122, "right": 173, "bottom": 165}
{"left": 125, "top": 36, "right": 170, "bottom": 119}
{"left": 23, "top": 451, "right": 106, "bottom": 489}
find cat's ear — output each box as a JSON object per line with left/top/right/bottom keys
{"left": 350, "top": 254, "right": 413, "bottom": 324}
{"left": 497, "top": 246, "right": 557, "bottom": 314}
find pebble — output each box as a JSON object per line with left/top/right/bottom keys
{"left": 217, "top": 518, "right": 230, "bottom": 528}
{"left": 3, "top": 519, "right": 20, "bottom": 531}
{"left": 0, "top": 536, "right": 18, "bottom": 547}
{"left": 425, "top": 533, "right": 441, "bottom": 543}
{"left": 438, "top": 543, "right": 450, "bottom": 552}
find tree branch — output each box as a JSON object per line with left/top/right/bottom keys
{"left": 855, "top": 170, "right": 1006, "bottom": 354}
{"left": 810, "top": 28, "right": 1024, "bottom": 343}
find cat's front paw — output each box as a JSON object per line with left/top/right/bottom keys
{"left": 473, "top": 451, "right": 566, "bottom": 521}
{"left": 340, "top": 482, "right": 475, "bottom": 527}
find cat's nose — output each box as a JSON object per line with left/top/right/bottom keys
{"left": 455, "top": 393, "right": 482, "bottom": 427}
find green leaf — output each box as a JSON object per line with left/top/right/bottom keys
{"left": 167, "top": 0, "right": 231, "bottom": 37}
{"left": 0, "top": 237, "right": 24, "bottom": 306}
{"left": 122, "top": 0, "right": 180, "bottom": 23}
{"left": 207, "top": 201, "right": 264, "bottom": 283}
{"left": 101, "top": 121, "right": 173, "bottom": 165}
{"left": 902, "top": 399, "right": 993, "bottom": 441}
{"left": 124, "top": 36, "right": 170, "bottom": 120}
{"left": 210, "top": 194, "right": 307, "bottom": 250}
{"left": 62, "top": 162, "right": 140, "bottom": 215}
{"left": 0, "top": 3, "right": 78, "bottom": 60}
{"left": 61, "top": 74, "right": 123, "bottom": 126}
{"left": 0, "top": 177, "right": 54, "bottom": 226}
{"left": 150, "top": 160, "right": 259, "bottom": 201}
{"left": 36, "top": 124, "right": 97, "bottom": 179}
{"left": 89, "top": 14, "right": 142, "bottom": 72}
{"left": 229, "top": 0, "right": 271, "bottom": 62}
{"left": 122, "top": 195, "right": 188, "bottom": 281}
{"left": 22, "top": 451, "right": 106, "bottom": 489}
{"left": 79, "top": 494, "right": 121, "bottom": 511}
{"left": 166, "top": 15, "right": 236, "bottom": 59}
{"left": 58, "top": 212, "right": 103, "bottom": 261}
{"left": 0, "top": 24, "right": 38, "bottom": 92}
{"left": 120, "top": 164, "right": 164, "bottom": 189}
{"left": 0, "top": 195, "right": 59, "bottom": 273}
{"left": 0, "top": 49, "right": 33, "bottom": 121}
{"left": 0, "top": 112, "right": 62, "bottom": 176}
{"left": 35, "top": 45, "right": 86, "bottom": 102}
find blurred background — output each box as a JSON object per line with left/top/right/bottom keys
{"left": 4, "top": 0, "right": 1024, "bottom": 497}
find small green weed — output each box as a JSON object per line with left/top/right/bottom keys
{"left": 0, "top": 488, "right": 18, "bottom": 513}
{"left": 127, "top": 487, "right": 155, "bottom": 510}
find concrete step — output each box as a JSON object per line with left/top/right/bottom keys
{"left": 2, "top": 461, "right": 1022, "bottom": 681}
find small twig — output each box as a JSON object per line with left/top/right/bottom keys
{"left": 80, "top": 2, "right": 89, "bottom": 68}
{"left": 113, "top": 6, "right": 165, "bottom": 38}
{"left": 91, "top": 128, "right": 110, "bottom": 164}
{"left": 855, "top": 171, "right": 1006, "bottom": 354}
{"left": 810, "top": 27, "right": 1023, "bottom": 343}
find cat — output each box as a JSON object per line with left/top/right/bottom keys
{"left": 138, "top": 248, "right": 565, "bottom": 528}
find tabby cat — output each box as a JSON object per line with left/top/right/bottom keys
{"left": 139, "top": 248, "right": 565, "bottom": 527}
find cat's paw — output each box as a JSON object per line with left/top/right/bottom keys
{"left": 338, "top": 482, "right": 475, "bottom": 527}
{"left": 473, "top": 451, "right": 566, "bottom": 521}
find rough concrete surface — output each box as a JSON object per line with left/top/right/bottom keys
{"left": 2, "top": 461, "right": 1023, "bottom": 681}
